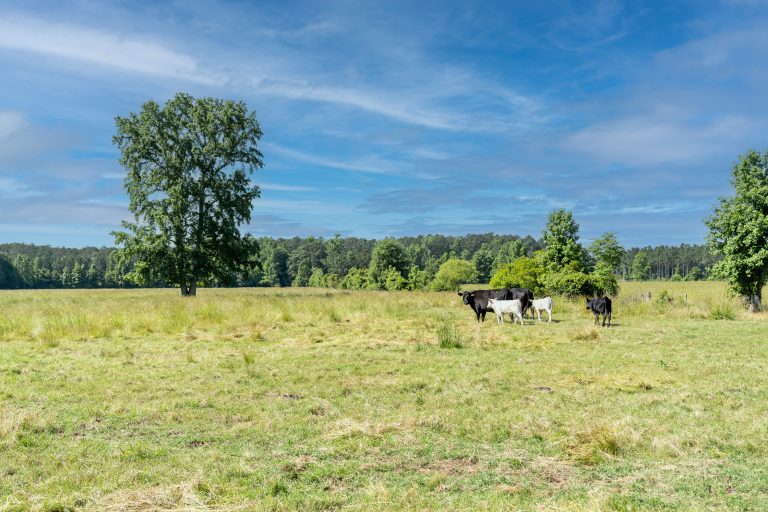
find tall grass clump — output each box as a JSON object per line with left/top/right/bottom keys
{"left": 706, "top": 299, "right": 737, "bottom": 320}
{"left": 435, "top": 314, "right": 462, "bottom": 349}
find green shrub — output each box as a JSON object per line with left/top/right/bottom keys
{"left": 407, "top": 266, "right": 429, "bottom": 291}
{"left": 430, "top": 259, "right": 477, "bottom": 291}
{"left": 341, "top": 268, "right": 368, "bottom": 290}
{"left": 489, "top": 257, "right": 542, "bottom": 292}
{"left": 589, "top": 262, "right": 619, "bottom": 296}
{"left": 541, "top": 269, "right": 591, "bottom": 297}
{"left": 307, "top": 268, "right": 326, "bottom": 288}
{"left": 384, "top": 267, "right": 407, "bottom": 291}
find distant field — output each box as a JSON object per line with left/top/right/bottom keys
{"left": 1, "top": 282, "right": 768, "bottom": 511}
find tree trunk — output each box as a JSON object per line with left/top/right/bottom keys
{"left": 189, "top": 281, "right": 197, "bottom": 296}
{"left": 180, "top": 282, "right": 190, "bottom": 296}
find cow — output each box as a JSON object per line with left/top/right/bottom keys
{"left": 507, "top": 287, "right": 534, "bottom": 317}
{"left": 530, "top": 297, "right": 554, "bottom": 323}
{"left": 458, "top": 289, "right": 509, "bottom": 322}
{"left": 487, "top": 298, "right": 524, "bottom": 325}
{"left": 458, "top": 288, "right": 533, "bottom": 322}
{"left": 586, "top": 297, "right": 612, "bottom": 327}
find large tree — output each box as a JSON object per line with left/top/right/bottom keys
{"left": 541, "top": 209, "right": 585, "bottom": 272}
{"left": 630, "top": 251, "right": 651, "bottom": 281}
{"left": 367, "top": 238, "right": 409, "bottom": 289}
{"left": 589, "top": 232, "right": 624, "bottom": 273}
{"left": 706, "top": 150, "right": 768, "bottom": 311}
{"left": 113, "top": 93, "right": 263, "bottom": 296}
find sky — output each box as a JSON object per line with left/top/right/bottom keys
{"left": 1, "top": 0, "right": 767, "bottom": 248}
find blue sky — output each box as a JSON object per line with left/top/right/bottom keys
{"left": 1, "top": 0, "right": 767, "bottom": 248}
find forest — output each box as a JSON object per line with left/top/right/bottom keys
{"left": 0, "top": 234, "right": 719, "bottom": 290}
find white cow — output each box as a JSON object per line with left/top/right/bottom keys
{"left": 530, "top": 297, "right": 554, "bottom": 323}
{"left": 487, "top": 298, "right": 524, "bottom": 325}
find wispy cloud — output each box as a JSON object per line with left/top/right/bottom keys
{"left": 265, "top": 142, "right": 403, "bottom": 175}
{"left": 0, "top": 14, "right": 220, "bottom": 84}
{"left": 260, "top": 182, "right": 315, "bottom": 192}
{"left": 0, "top": 177, "right": 43, "bottom": 198}
{"left": 562, "top": 114, "right": 752, "bottom": 165}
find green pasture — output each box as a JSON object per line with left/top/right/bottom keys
{"left": 1, "top": 282, "right": 767, "bottom": 511}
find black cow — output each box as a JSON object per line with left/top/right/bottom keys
{"left": 508, "top": 287, "right": 534, "bottom": 316}
{"left": 459, "top": 288, "right": 533, "bottom": 322}
{"left": 586, "top": 297, "right": 612, "bottom": 327}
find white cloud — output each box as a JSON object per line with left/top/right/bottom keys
{"left": 265, "top": 142, "right": 403, "bottom": 175}
{"left": 0, "top": 14, "right": 220, "bottom": 84}
{"left": 562, "top": 114, "right": 752, "bottom": 165}
{"left": 259, "top": 182, "right": 315, "bottom": 192}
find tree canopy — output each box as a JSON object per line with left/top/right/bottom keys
{"left": 112, "top": 93, "right": 263, "bottom": 296}
{"left": 706, "top": 149, "right": 768, "bottom": 311}
{"left": 541, "top": 209, "right": 585, "bottom": 272}
{"left": 367, "top": 238, "right": 409, "bottom": 289}
{"left": 589, "top": 232, "right": 624, "bottom": 273}
{"left": 630, "top": 252, "right": 652, "bottom": 281}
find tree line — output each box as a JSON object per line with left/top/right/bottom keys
{"left": 0, "top": 235, "right": 718, "bottom": 290}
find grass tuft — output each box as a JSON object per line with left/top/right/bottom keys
{"left": 570, "top": 326, "right": 600, "bottom": 341}
{"left": 706, "top": 299, "right": 737, "bottom": 320}
{"left": 568, "top": 424, "right": 627, "bottom": 465}
{"left": 435, "top": 315, "right": 462, "bottom": 349}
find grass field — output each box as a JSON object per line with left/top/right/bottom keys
{"left": 1, "top": 282, "right": 768, "bottom": 511}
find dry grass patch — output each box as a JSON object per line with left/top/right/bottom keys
{"left": 86, "top": 482, "right": 215, "bottom": 512}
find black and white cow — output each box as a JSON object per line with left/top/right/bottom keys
{"left": 586, "top": 297, "right": 612, "bottom": 327}
{"left": 459, "top": 288, "right": 533, "bottom": 322}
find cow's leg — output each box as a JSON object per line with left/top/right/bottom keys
{"left": 547, "top": 309, "right": 552, "bottom": 323}
{"left": 593, "top": 312, "right": 599, "bottom": 325}
{"left": 607, "top": 312, "right": 612, "bottom": 327}
{"left": 601, "top": 313, "right": 606, "bottom": 327}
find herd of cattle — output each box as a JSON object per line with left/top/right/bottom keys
{"left": 458, "top": 288, "right": 613, "bottom": 326}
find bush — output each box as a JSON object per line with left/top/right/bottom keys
{"left": 340, "top": 268, "right": 368, "bottom": 290}
{"left": 324, "top": 273, "right": 340, "bottom": 289}
{"left": 383, "top": 267, "right": 407, "bottom": 291}
{"left": 429, "top": 259, "right": 477, "bottom": 291}
{"left": 407, "top": 266, "right": 429, "bottom": 291}
{"left": 589, "top": 262, "right": 619, "bottom": 296}
{"left": 307, "top": 268, "right": 326, "bottom": 288}
{"left": 489, "top": 257, "right": 542, "bottom": 292}
{"left": 540, "top": 269, "right": 592, "bottom": 297}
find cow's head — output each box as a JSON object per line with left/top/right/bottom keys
{"left": 458, "top": 291, "right": 474, "bottom": 305}
{"left": 585, "top": 298, "right": 593, "bottom": 310}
